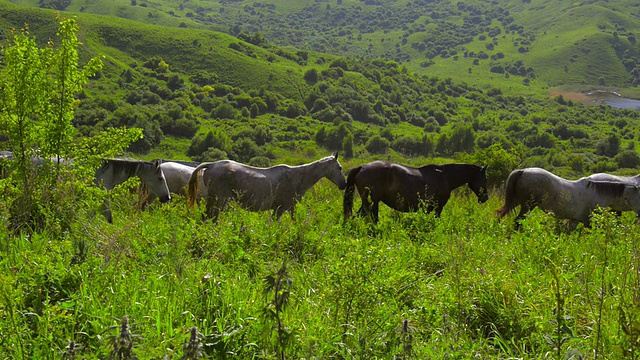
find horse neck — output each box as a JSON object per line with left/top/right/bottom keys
{"left": 292, "top": 159, "right": 329, "bottom": 194}
{"left": 440, "top": 164, "right": 475, "bottom": 190}
{"left": 97, "top": 160, "right": 145, "bottom": 189}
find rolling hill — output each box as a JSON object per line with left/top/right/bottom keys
{"left": 5, "top": 0, "right": 640, "bottom": 95}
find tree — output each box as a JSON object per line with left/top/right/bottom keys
{"left": 342, "top": 133, "right": 354, "bottom": 159}
{"left": 0, "top": 17, "right": 141, "bottom": 232}
{"left": 596, "top": 134, "right": 620, "bottom": 157}
{"left": 365, "top": 135, "right": 389, "bottom": 154}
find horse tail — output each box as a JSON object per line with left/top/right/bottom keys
{"left": 187, "top": 163, "right": 209, "bottom": 209}
{"left": 343, "top": 166, "right": 362, "bottom": 220}
{"left": 496, "top": 169, "right": 524, "bottom": 218}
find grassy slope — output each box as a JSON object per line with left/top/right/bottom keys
{"left": 0, "top": 0, "right": 317, "bottom": 98}
{"left": 510, "top": 2, "right": 634, "bottom": 88}
{"left": 2, "top": 182, "right": 639, "bottom": 358}
{"left": 7, "top": 0, "right": 640, "bottom": 95}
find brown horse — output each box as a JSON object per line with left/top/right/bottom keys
{"left": 343, "top": 161, "right": 488, "bottom": 223}
{"left": 187, "top": 153, "right": 346, "bottom": 222}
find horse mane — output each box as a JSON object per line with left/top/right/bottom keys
{"left": 99, "top": 158, "right": 157, "bottom": 178}
{"left": 586, "top": 180, "right": 627, "bottom": 197}
{"left": 153, "top": 158, "right": 200, "bottom": 168}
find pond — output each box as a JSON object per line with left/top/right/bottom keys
{"left": 585, "top": 90, "right": 640, "bottom": 110}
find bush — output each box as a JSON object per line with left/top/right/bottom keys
{"left": 615, "top": 150, "right": 640, "bottom": 168}
{"left": 304, "top": 68, "right": 319, "bottom": 83}
{"left": 365, "top": 135, "right": 390, "bottom": 154}
{"left": 211, "top": 103, "right": 237, "bottom": 119}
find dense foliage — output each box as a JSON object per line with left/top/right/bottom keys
{"left": 1, "top": 3, "right": 640, "bottom": 359}
{"left": 2, "top": 182, "right": 640, "bottom": 359}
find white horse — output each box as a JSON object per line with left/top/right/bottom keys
{"left": 496, "top": 167, "right": 640, "bottom": 228}
{"left": 96, "top": 159, "right": 171, "bottom": 222}
{"left": 138, "top": 161, "right": 207, "bottom": 210}
{"left": 186, "top": 153, "right": 347, "bottom": 222}
{"left": 585, "top": 173, "right": 640, "bottom": 215}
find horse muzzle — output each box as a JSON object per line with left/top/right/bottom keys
{"left": 338, "top": 181, "right": 347, "bottom": 190}
{"left": 160, "top": 195, "right": 172, "bottom": 203}
{"left": 478, "top": 193, "right": 489, "bottom": 204}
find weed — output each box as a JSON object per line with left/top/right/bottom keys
{"left": 181, "top": 327, "right": 204, "bottom": 360}
{"left": 544, "top": 257, "right": 574, "bottom": 360}
{"left": 263, "top": 258, "right": 293, "bottom": 359}
{"left": 108, "top": 316, "right": 140, "bottom": 360}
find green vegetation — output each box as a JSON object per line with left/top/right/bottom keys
{"left": 2, "top": 2, "right": 640, "bottom": 359}
{"left": 3, "top": 181, "right": 640, "bottom": 358}
{"left": 6, "top": 0, "right": 640, "bottom": 93}
{"left": 2, "top": 1, "right": 640, "bottom": 182}
{"left": 0, "top": 0, "right": 640, "bottom": 359}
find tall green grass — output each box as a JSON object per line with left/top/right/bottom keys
{"left": 1, "top": 181, "right": 639, "bottom": 358}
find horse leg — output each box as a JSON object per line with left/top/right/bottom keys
{"left": 357, "top": 188, "right": 372, "bottom": 219}
{"left": 101, "top": 199, "right": 113, "bottom": 224}
{"left": 205, "top": 199, "right": 221, "bottom": 223}
{"left": 372, "top": 201, "right": 380, "bottom": 223}
{"left": 434, "top": 206, "right": 444, "bottom": 217}
{"left": 139, "top": 193, "right": 157, "bottom": 211}
{"left": 514, "top": 204, "right": 531, "bottom": 230}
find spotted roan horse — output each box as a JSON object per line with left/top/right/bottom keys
{"left": 496, "top": 167, "right": 640, "bottom": 228}
{"left": 186, "top": 153, "right": 346, "bottom": 222}
{"left": 343, "top": 161, "right": 489, "bottom": 223}
{"left": 96, "top": 159, "right": 171, "bottom": 222}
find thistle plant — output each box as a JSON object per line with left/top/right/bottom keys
{"left": 263, "top": 258, "right": 293, "bottom": 360}
{"left": 396, "top": 319, "right": 415, "bottom": 359}
{"left": 61, "top": 340, "right": 83, "bottom": 359}
{"left": 109, "top": 315, "right": 140, "bottom": 360}
{"left": 544, "top": 257, "right": 573, "bottom": 360}
{"left": 181, "top": 326, "right": 205, "bottom": 360}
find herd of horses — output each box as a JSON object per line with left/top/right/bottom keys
{"left": 140, "top": 153, "right": 640, "bottom": 229}
{"left": 4, "top": 150, "right": 640, "bottom": 228}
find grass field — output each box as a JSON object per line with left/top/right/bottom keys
{"left": 1, "top": 180, "right": 639, "bottom": 358}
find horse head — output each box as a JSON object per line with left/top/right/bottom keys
{"left": 469, "top": 165, "right": 489, "bottom": 204}
{"left": 326, "top": 153, "right": 347, "bottom": 190}
{"left": 145, "top": 160, "right": 171, "bottom": 203}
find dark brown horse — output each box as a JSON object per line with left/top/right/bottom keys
{"left": 343, "top": 161, "right": 488, "bottom": 223}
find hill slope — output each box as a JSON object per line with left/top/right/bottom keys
{"left": 6, "top": 0, "right": 640, "bottom": 93}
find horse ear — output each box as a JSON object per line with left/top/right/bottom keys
{"left": 482, "top": 165, "right": 488, "bottom": 172}
{"left": 333, "top": 151, "right": 339, "bottom": 160}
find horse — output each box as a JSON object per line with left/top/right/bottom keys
{"left": 186, "top": 153, "right": 346, "bottom": 222}
{"left": 584, "top": 172, "right": 640, "bottom": 216}
{"left": 343, "top": 161, "right": 489, "bottom": 223}
{"left": 96, "top": 158, "right": 171, "bottom": 223}
{"left": 138, "top": 161, "right": 206, "bottom": 210}
{"left": 496, "top": 167, "right": 640, "bottom": 228}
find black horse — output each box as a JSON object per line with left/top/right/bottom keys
{"left": 343, "top": 161, "right": 489, "bottom": 223}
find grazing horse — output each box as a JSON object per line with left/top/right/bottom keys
{"left": 343, "top": 161, "right": 489, "bottom": 223}
{"left": 138, "top": 161, "right": 207, "bottom": 210}
{"left": 186, "top": 153, "right": 346, "bottom": 222}
{"left": 496, "top": 167, "right": 640, "bottom": 228}
{"left": 96, "top": 159, "right": 171, "bottom": 223}
{"left": 584, "top": 173, "right": 640, "bottom": 216}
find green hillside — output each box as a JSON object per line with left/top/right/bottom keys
{"left": 0, "top": 0, "right": 316, "bottom": 98}
{"left": 7, "top": 0, "right": 640, "bottom": 93}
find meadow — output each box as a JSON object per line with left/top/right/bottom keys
{"left": 2, "top": 2, "right": 640, "bottom": 358}
{"left": 1, "top": 177, "right": 639, "bottom": 359}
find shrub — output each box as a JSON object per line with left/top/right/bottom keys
{"left": 365, "top": 135, "right": 390, "bottom": 154}
{"left": 304, "top": 68, "right": 319, "bottom": 83}
{"left": 615, "top": 150, "right": 640, "bottom": 168}
{"left": 211, "top": 103, "right": 237, "bottom": 119}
